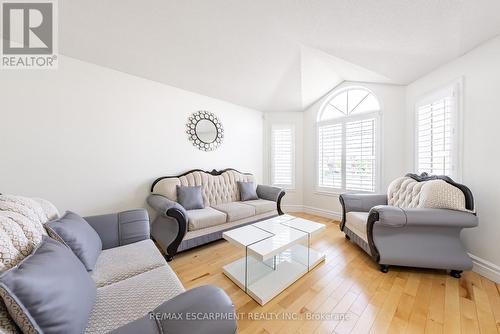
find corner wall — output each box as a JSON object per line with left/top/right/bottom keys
{"left": 301, "top": 81, "right": 408, "bottom": 218}
{"left": 0, "top": 56, "right": 264, "bottom": 216}
{"left": 406, "top": 36, "right": 500, "bottom": 280}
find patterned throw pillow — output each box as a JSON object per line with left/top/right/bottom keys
{"left": 0, "top": 301, "right": 18, "bottom": 334}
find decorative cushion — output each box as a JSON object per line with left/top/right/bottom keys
{"left": 237, "top": 181, "right": 258, "bottom": 201}
{"left": 186, "top": 207, "right": 227, "bottom": 231}
{"left": 153, "top": 170, "right": 255, "bottom": 207}
{"left": 0, "top": 211, "right": 46, "bottom": 271}
{"left": 0, "top": 236, "right": 96, "bottom": 334}
{"left": 387, "top": 177, "right": 467, "bottom": 211}
{"left": 45, "top": 211, "right": 102, "bottom": 271}
{"left": 0, "top": 195, "right": 48, "bottom": 226}
{"left": 91, "top": 240, "right": 166, "bottom": 287}
{"left": 0, "top": 301, "right": 18, "bottom": 334}
{"left": 176, "top": 186, "right": 204, "bottom": 210}
{"left": 211, "top": 202, "right": 256, "bottom": 222}
{"left": 85, "top": 266, "right": 184, "bottom": 334}
{"left": 0, "top": 195, "right": 58, "bottom": 271}
{"left": 0, "top": 230, "right": 23, "bottom": 273}
{"left": 32, "top": 198, "right": 60, "bottom": 221}
{"left": 240, "top": 199, "right": 276, "bottom": 214}
{"left": 345, "top": 212, "right": 369, "bottom": 242}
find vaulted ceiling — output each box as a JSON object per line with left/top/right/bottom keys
{"left": 60, "top": 0, "right": 500, "bottom": 112}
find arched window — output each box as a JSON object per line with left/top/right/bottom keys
{"left": 317, "top": 87, "right": 381, "bottom": 192}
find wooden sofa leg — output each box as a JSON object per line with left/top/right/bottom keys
{"left": 449, "top": 270, "right": 462, "bottom": 278}
{"left": 165, "top": 254, "right": 174, "bottom": 262}
{"left": 380, "top": 264, "right": 389, "bottom": 273}
{"left": 345, "top": 234, "right": 350, "bottom": 240}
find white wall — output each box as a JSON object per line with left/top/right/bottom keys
{"left": 263, "top": 112, "right": 303, "bottom": 209}
{"left": 406, "top": 36, "right": 500, "bottom": 274}
{"left": 0, "top": 56, "right": 264, "bottom": 216}
{"left": 301, "top": 81, "right": 408, "bottom": 217}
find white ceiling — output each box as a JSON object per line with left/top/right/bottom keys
{"left": 59, "top": 0, "right": 500, "bottom": 112}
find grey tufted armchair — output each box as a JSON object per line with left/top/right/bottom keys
{"left": 339, "top": 173, "right": 478, "bottom": 278}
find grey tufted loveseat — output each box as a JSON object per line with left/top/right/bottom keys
{"left": 339, "top": 173, "right": 478, "bottom": 278}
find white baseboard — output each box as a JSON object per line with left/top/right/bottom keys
{"left": 282, "top": 205, "right": 341, "bottom": 220}
{"left": 469, "top": 253, "right": 500, "bottom": 283}
{"left": 281, "top": 204, "right": 304, "bottom": 212}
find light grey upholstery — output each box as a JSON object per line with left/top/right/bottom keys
{"left": 211, "top": 202, "right": 256, "bottom": 222}
{"left": 91, "top": 240, "right": 166, "bottom": 287}
{"left": 339, "top": 173, "right": 478, "bottom": 275}
{"left": 241, "top": 199, "right": 276, "bottom": 215}
{"left": 85, "top": 266, "right": 184, "bottom": 334}
{"left": 372, "top": 206, "right": 478, "bottom": 228}
{"left": 84, "top": 209, "right": 150, "bottom": 250}
{"left": 344, "top": 212, "right": 369, "bottom": 242}
{"left": 147, "top": 194, "right": 188, "bottom": 219}
{"left": 110, "top": 286, "right": 237, "bottom": 334}
{"left": 340, "top": 193, "right": 387, "bottom": 214}
{"left": 256, "top": 184, "right": 284, "bottom": 202}
{"left": 187, "top": 207, "right": 227, "bottom": 231}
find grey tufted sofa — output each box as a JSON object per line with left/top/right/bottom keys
{"left": 147, "top": 169, "right": 285, "bottom": 261}
{"left": 339, "top": 173, "right": 478, "bottom": 278}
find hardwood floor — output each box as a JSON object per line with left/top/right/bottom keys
{"left": 169, "top": 213, "right": 500, "bottom": 334}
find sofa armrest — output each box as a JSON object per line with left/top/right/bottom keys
{"left": 370, "top": 205, "right": 478, "bottom": 228}
{"left": 110, "top": 285, "right": 236, "bottom": 334}
{"left": 256, "top": 185, "right": 285, "bottom": 215}
{"left": 152, "top": 285, "right": 236, "bottom": 334}
{"left": 147, "top": 194, "right": 188, "bottom": 260}
{"left": 147, "top": 194, "right": 187, "bottom": 218}
{"left": 339, "top": 193, "right": 387, "bottom": 230}
{"left": 340, "top": 193, "right": 388, "bottom": 213}
{"left": 84, "top": 209, "right": 150, "bottom": 250}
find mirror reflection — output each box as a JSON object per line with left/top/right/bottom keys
{"left": 196, "top": 119, "right": 217, "bottom": 143}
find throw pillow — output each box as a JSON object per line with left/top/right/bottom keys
{"left": 238, "top": 181, "right": 258, "bottom": 201}
{"left": 176, "top": 186, "right": 204, "bottom": 210}
{"left": 45, "top": 211, "right": 102, "bottom": 271}
{"left": 0, "top": 236, "right": 96, "bottom": 334}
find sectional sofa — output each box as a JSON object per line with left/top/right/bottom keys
{"left": 147, "top": 168, "right": 285, "bottom": 260}
{"left": 0, "top": 195, "right": 236, "bottom": 334}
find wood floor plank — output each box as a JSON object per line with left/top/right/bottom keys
{"left": 480, "top": 277, "right": 500, "bottom": 332}
{"left": 443, "top": 276, "right": 461, "bottom": 334}
{"left": 460, "top": 297, "right": 481, "bottom": 334}
{"left": 167, "top": 212, "right": 500, "bottom": 334}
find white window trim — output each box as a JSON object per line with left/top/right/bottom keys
{"left": 414, "top": 78, "right": 463, "bottom": 181}
{"left": 270, "top": 123, "right": 295, "bottom": 190}
{"left": 315, "top": 110, "right": 382, "bottom": 195}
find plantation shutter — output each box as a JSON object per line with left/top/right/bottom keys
{"left": 416, "top": 89, "right": 456, "bottom": 177}
{"left": 318, "top": 123, "right": 343, "bottom": 189}
{"left": 271, "top": 125, "right": 294, "bottom": 187}
{"left": 345, "top": 118, "right": 376, "bottom": 191}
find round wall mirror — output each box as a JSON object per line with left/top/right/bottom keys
{"left": 186, "top": 111, "right": 224, "bottom": 151}
{"left": 196, "top": 119, "right": 217, "bottom": 143}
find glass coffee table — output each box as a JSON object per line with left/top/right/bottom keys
{"left": 222, "top": 215, "right": 326, "bottom": 305}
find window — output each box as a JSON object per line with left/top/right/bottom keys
{"left": 317, "top": 87, "right": 380, "bottom": 193}
{"left": 415, "top": 83, "right": 460, "bottom": 178}
{"left": 271, "top": 124, "right": 294, "bottom": 188}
